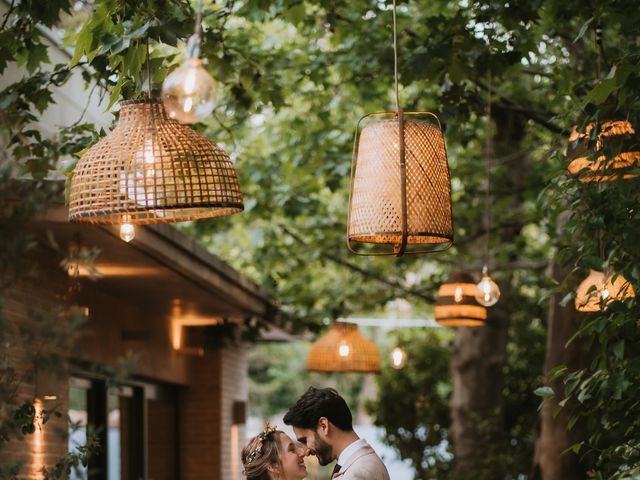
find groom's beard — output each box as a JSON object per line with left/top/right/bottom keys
{"left": 313, "top": 432, "right": 333, "bottom": 466}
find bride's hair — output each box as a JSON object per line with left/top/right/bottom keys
{"left": 242, "top": 424, "right": 284, "bottom": 480}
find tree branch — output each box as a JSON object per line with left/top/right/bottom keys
{"left": 279, "top": 225, "right": 435, "bottom": 304}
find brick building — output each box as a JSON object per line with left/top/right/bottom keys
{"left": 2, "top": 201, "right": 279, "bottom": 480}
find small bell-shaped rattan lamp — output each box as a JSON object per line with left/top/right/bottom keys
{"left": 306, "top": 321, "right": 381, "bottom": 373}
{"left": 575, "top": 269, "right": 635, "bottom": 312}
{"left": 435, "top": 273, "right": 487, "bottom": 327}
{"left": 69, "top": 98, "right": 243, "bottom": 224}
{"left": 346, "top": 1, "right": 453, "bottom": 256}
{"left": 567, "top": 120, "right": 640, "bottom": 182}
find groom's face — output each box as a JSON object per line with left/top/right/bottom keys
{"left": 293, "top": 426, "right": 334, "bottom": 466}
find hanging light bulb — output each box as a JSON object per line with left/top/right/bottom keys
{"left": 162, "top": 56, "right": 217, "bottom": 124}
{"left": 162, "top": 2, "right": 217, "bottom": 124}
{"left": 120, "top": 216, "right": 135, "bottom": 242}
{"left": 475, "top": 265, "right": 500, "bottom": 307}
{"left": 338, "top": 339, "right": 351, "bottom": 358}
{"left": 390, "top": 346, "right": 407, "bottom": 369}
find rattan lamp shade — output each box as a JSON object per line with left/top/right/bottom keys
{"left": 306, "top": 322, "right": 381, "bottom": 373}
{"left": 435, "top": 273, "right": 487, "bottom": 327}
{"left": 575, "top": 269, "right": 635, "bottom": 312}
{"left": 567, "top": 120, "right": 640, "bottom": 182}
{"left": 69, "top": 98, "right": 243, "bottom": 224}
{"left": 347, "top": 112, "right": 453, "bottom": 256}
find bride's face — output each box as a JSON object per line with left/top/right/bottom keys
{"left": 277, "top": 433, "right": 307, "bottom": 479}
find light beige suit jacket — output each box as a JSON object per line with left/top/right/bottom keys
{"left": 332, "top": 443, "right": 391, "bottom": 480}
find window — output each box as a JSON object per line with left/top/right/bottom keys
{"left": 68, "top": 377, "right": 176, "bottom": 480}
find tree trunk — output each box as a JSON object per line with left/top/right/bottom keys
{"left": 450, "top": 295, "right": 510, "bottom": 477}
{"left": 531, "top": 258, "right": 586, "bottom": 479}
{"left": 450, "top": 107, "right": 523, "bottom": 478}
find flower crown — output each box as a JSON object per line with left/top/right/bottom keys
{"left": 246, "top": 423, "right": 277, "bottom": 465}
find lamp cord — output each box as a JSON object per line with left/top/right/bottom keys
{"left": 392, "top": 0, "right": 399, "bottom": 113}
{"left": 484, "top": 73, "right": 492, "bottom": 268}
{"left": 146, "top": 39, "right": 152, "bottom": 97}
{"left": 195, "top": 0, "right": 203, "bottom": 37}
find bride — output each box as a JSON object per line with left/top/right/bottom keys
{"left": 242, "top": 423, "right": 308, "bottom": 480}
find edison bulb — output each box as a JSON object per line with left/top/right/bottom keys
{"left": 390, "top": 346, "right": 407, "bottom": 369}
{"left": 475, "top": 266, "right": 500, "bottom": 307}
{"left": 454, "top": 286, "right": 463, "bottom": 303}
{"left": 162, "top": 57, "right": 217, "bottom": 124}
{"left": 120, "top": 221, "right": 135, "bottom": 242}
{"left": 338, "top": 340, "right": 351, "bottom": 358}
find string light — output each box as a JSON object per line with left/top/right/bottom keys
{"left": 162, "top": 1, "right": 217, "bottom": 123}
{"left": 390, "top": 346, "right": 407, "bottom": 369}
{"left": 475, "top": 265, "right": 500, "bottom": 307}
{"left": 120, "top": 215, "right": 135, "bottom": 242}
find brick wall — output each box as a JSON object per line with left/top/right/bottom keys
{"left": 220, "top": 345, "right": 248, "bottom": 480}
{"left": 1, "top": 269, "right": 70, "bottom": 479}
{"left": 179, "top": 349, "right": 223, "bottom": 479}
{"left": 178, "top": 344, "right": 248, "bottom": 480}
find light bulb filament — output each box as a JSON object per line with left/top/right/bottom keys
{"left": 454, "top": 286, "right": 463, "bottom": 303}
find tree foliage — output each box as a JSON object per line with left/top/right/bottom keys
{"left": 2, "top": 0, "right": 640, "bottom": 478}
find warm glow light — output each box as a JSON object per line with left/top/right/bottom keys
{"left": 162, "top": 57, "right": 217, "bottom": 124}
{"left": 391, "top": 346, "right": 407, "bottom": 369}
{"left": 231, "top": 424, "right": 240, "bottom": 480}
{"left": 170, "top": 301, "right": 223, "bottom": 354}
{"left": 338, "top": 340, "right": 351, "bottom": 358}
{"left": 475, "top": 266, "right": 501, "bottom": 307}
{"left": 120, "top": 222, "right": 135, "bottom": 242}
{"left": 454, "top": 286, "right": 463, "bottom": 303}
{"left": 575, "top": 269, "right": 635, "bottom": 312}
{"left": 32, "top": 398, "right": 44, "bottom": 475}
{"left": 119, "top": 139, "right": 166, "bottom": 206}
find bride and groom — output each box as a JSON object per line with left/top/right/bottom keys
{"left": 241, "top": 387, "right": 391, "bottom": 480}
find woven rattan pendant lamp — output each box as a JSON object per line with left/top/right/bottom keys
{"left": 575, "top": 269, "right": 635, "bottom": 312}
{"left": 346, "top": 0, "right": 453, "bottom": 256}
{"left": 435, "top": 273, "right": 487, "bottom": 327}
{"left": 567, "top": 120, "right": 640, "bottom": 182}
{"left": 69, "top": 98, "right": 243, "bottom": 224}
{"left": 306, "top": 321, "right": 381, "bottom": 373}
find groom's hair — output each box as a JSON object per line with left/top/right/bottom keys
{"left": 283, "top": 387, "right": 353, "bottom": 432}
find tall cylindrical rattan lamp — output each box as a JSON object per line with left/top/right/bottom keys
{"left": 575, "top": 269, "right": 635, "bottom": 312}
{"left": 346, "top": 0, "right": 453, "bottom": 256}
{"left": 347, "top": 113, "right": 453, "bottom": 256}
{"left": 567, "top": 120, "right": 640, "bottom": 182}
{"left": 306, "top": 321, "right": 381, "bottom": 373}
{"left": 435, "top": 273, "right": 487, "bottom": 327}
{"left": 69, "top": 98, "right": 243, "bottom": 224}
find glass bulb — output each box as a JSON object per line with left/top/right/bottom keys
{"left": 162, "top": 57, "right": 217, "bottom": 124}
{"left": 391, "top": 346, "right": 407, "bottom": 369}
{"left": 120, "top": 222, "right": 135, "bottom": 242}
{"left": 338, "top": 340, "right": 351, "bottom": 358}
{"left": 475, "top": 268, "right": 500, "bottom": 307}
{"left": 454, "top": 286, "right": 463, "bottom": 303}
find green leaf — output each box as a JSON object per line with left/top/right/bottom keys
{"left": 613, "top": 340, "right": 624, "bottom": 359}
{"left": 582, "top": 255, "right": 604, "bottom": 271}
{"left": 573, "top": 17, "right": 594, "bottom": 44}
{"left": 26, "top": 43, "right": 49, "bottom": 73}
{"left": 585, "top": 78, "right": 617, "bottom": 105}
{"left": 71, "top": 23, "right": 93, "bottom": 66}
{"left": 534, "top": 386, "right": 555, "bottom": 398}
{"left": 107, "top": 78, "right": 128, "bottom": 110}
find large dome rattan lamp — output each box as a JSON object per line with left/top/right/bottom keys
{"left": 435, "top": 273, "right": 487, "bottom": 327}
{"left": 306, "top": 321, "right": 381, "bottom": 373}
{"left": 69, "top": 98, "right": 243, "bottom": 224}
{"left": 567, "top": 120, "right": 640, "bottom": 182}
{"left": 575, "top": 269, "right": 635, "bottom": 312}
{"left": 346, "top": 0, "right": 453, "bottom": 257}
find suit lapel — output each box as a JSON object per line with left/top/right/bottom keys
{"left": 332, "top": 444, "right": 375, "bottom": 478}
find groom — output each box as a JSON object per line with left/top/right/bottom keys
{"left": 283, "top": 387, "right": 390, "bottom": 480}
